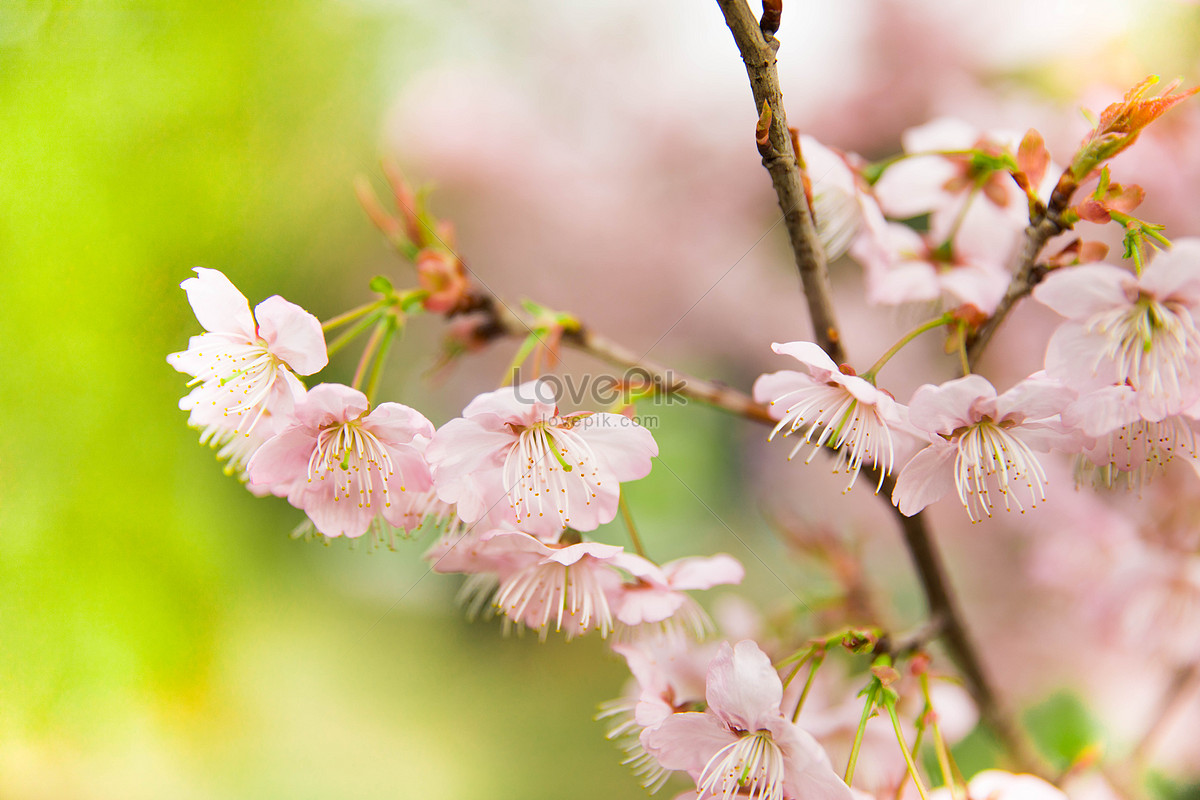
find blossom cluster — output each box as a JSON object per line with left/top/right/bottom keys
{"left": 167, "top": 75, "right": 1200, "bottom": 799}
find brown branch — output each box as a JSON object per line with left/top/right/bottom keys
{"left": 964, "top": 171, "right": 1078, "bottom": 367}
{"left": 463, "top": 292, "right": 775, "bottom": 425}
{"left": 715, "top": 0, "right": 845, "bottom": 364}
{"left": 878, "top": 471, "right": 1047, "bottom": 775}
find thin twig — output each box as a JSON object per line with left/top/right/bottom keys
{"left": 715, "top": 0, "right": 845, "bottom": 364}
{"left": 964, "top": 168, "right": 1079, "bottom": 367}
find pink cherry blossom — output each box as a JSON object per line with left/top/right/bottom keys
{"left": 603, "top": 636, "right": 721, "bottom": 792}
{"left": 246, "top": 383, "right": 434, "bottom": 538}
{"left": 892, "top": 374, "right": 1078, "bottom": 520}
{"left": 1034, "top": 241, "right": 1200, "bottom": 420}
{"left": 478, "top": 528, "right": 626, "bottom": 640}
{"left": 642, "top": 640, "right": 852, "bottom": 800}
{"left": 614, "top": 553, "right": 745, "bottom": 641}
{"left": 874, "top": 119, "right": 1025, "bottom": 215}
{"left": 1065, "top": 385, "right": 1200, "bottom": 489}
{"left": 425, "top": 380, "right": 659, "bottom": 539}
{"left": 754, "top": 342, "right": 908, "bottom": 492}
{"left": 167, "top": 267, "right": 328, "bottom": 475}
{"left": 850, "top": 201, "right": 1013, "bottom": 314}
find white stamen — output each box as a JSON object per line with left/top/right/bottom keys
{"left": 768, "top": 383, "right": 895, "bottom": 492}
{"left": 306, "top": 420, "right": 398, "bottom": 510}
{"left": 953, "top": 420, "right": 1048, "bottom": 522}
{"left": 1088, "top": 297, "right": 1200, "bottom": 400}
{"left": 696, "top": 730, "right": 787, "bottom": 800}
{"left": 493, "top": 558, "right": 614, "bottom": 641}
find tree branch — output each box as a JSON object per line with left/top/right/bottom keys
{"left": 965, "top": 170, "right": 1078, "bottom": 367}
{"left": 715, "top": 0, "right": 845, "bottom": 364}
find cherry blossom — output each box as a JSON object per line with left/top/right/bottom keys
{"left": 755, "top": 342, "right": 907, "bottom": 492}
{"left": 850, "top": 200, "right": 1013, "bottom": 314}
{"left": 479, "top": 528, "right": 626, "bottom": 640}
{"left": 425, "top": 380, "right": 658, "bottom": 539}
{"left": 246, "top": 383, "right": 434, "bottom": 538}
{"left": 613, "top": 553, "right": 745, "bottom": 641}
{"left": 1034, "top": 240, "right": 1200, "bottom": 420}
{"left": 642, "top": 640, "right": 852, "bottom": 800}
{"left": 603, "top": 636, "right": 720, "bottom": 792}
{"left": 167, "top": 267, "right": 328, "bottom": 475}
{"left": 892, "top": 374, "right": 1078, "bottom": 520}
{"left": 1065, "top": 384, "right": 1200, "bottom": 489}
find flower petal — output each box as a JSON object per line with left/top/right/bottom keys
{"left": 771, "top": 341, "right": 840, "bottom": 377}
{"left": 1032, "top": 263, "right": 1133, "bottom": 320}
{"left": 907, "top": 375, "right": 995, "bottom": 435}
{"left": 254, "top": 295, "right": 329, "bottom": 375}
{"left": 641, "top": 712, "right": 734, "bottom": 777}
{"left": 662, "top": 554, "right": 745, "bottom": 591}
{"left": 180, "top": 267, "right": 256, "bottom": 338}
{"left": 705, "top": 640, "right": 784, "bottom": 732}
{"left": 892, "top": 443, "right": 957, "bottom": 516}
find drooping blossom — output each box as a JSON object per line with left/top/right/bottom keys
{"left": 602, "top": 636, "right": 721, "bottom": 792}
{"left": 613, "top": 554, "right": 745, "bottom": 641}
{"left": 246, "top": 383, "right": 434, "bottom": 538}
{"left": 850, "top": 199, "right": 1013, "bottom": 315}
{"left": 1065, "top": 384, "right": 1200, "bottom": 489}
{"left": 641, "top": 640, "right": 852, "bottom": 800}
{"left": 167, "top": 267, "right": 328, "bottom": 475}
{"left": 1034, "top": 241, "right": 1200, "bottom": 420}
{"left": 478, "top": 528, "right": 626, "bottom": 640}
{"left": 754, "top": 342, "right": 907, "bottom": 492}
{"left": 426, "top": 380, "right": 659, "bottom": 539}
{"left": 892, "top": 374, "right": 1078, "bottom": 520}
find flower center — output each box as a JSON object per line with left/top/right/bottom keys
{"left": 697, "top": 729, "right": 786, "bottom": 800}
{"left": 768, "top": 382, "right": 894, "bottom": 491}
{"left": 186, "top": 338, "right": 283, "bottom": 436}
{"left": 307, "top": 420, "right": 398, "bottom": 510}
{"left": 953, "top": 419, "right": 1047, "bottom": 522}
{"left": 501, "top": 422, "right": 602, "bottom": 529}
{"left": 1089, "top": 297, "right": 1200, "bottom": 398}
{"left": 1077, "top": 417, "right": 1197, "bottom": 491}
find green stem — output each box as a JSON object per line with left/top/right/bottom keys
{"left": 364, "top": 316, "right": 399, "bottom": 403}
{"left": 862, "top": 313, "right": 954, "bottom": 382}
{"left": 920, "top": 673, "right": 965, "bottom": 800}
{"left": 500, "top": 330, "right": 545, "bottom": 387}
{"left": 844, "top": 682, "right": 879, "bottom": 785}
{"left": 322, "top": 298, "right": 386, "bottom": 332}
{"left": 792, "top": 651, "right": 826, "bottom": 723}
{"left": 618, "top": 492, "right": 646, "bottom": 558}
{"left": 885, "top": 696, "right": 931, "bottom": 800}
{"left": 352, "top": 322, "right": 387, "bottom": 392}
{"left": 956, "top": 321, "right": 971, "bottom": 376}
{"left": 326, "top": 311, "right": 383, "bottom": 359}
{"left": 937, "top": 184, "right": 982, "bottom": 251}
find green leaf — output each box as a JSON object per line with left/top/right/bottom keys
{"left": 369, "top": 275, "right": 394, "bottom": 294}
{"left": 1022, "top": 692, "right": 1100, "bottom": 769}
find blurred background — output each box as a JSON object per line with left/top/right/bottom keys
{"left": 3, "top": 0, "right": 1200, "bottom": 797}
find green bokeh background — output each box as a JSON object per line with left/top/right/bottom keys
{"left": 0, "top": 4, "right": 806, "bottom": 796}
